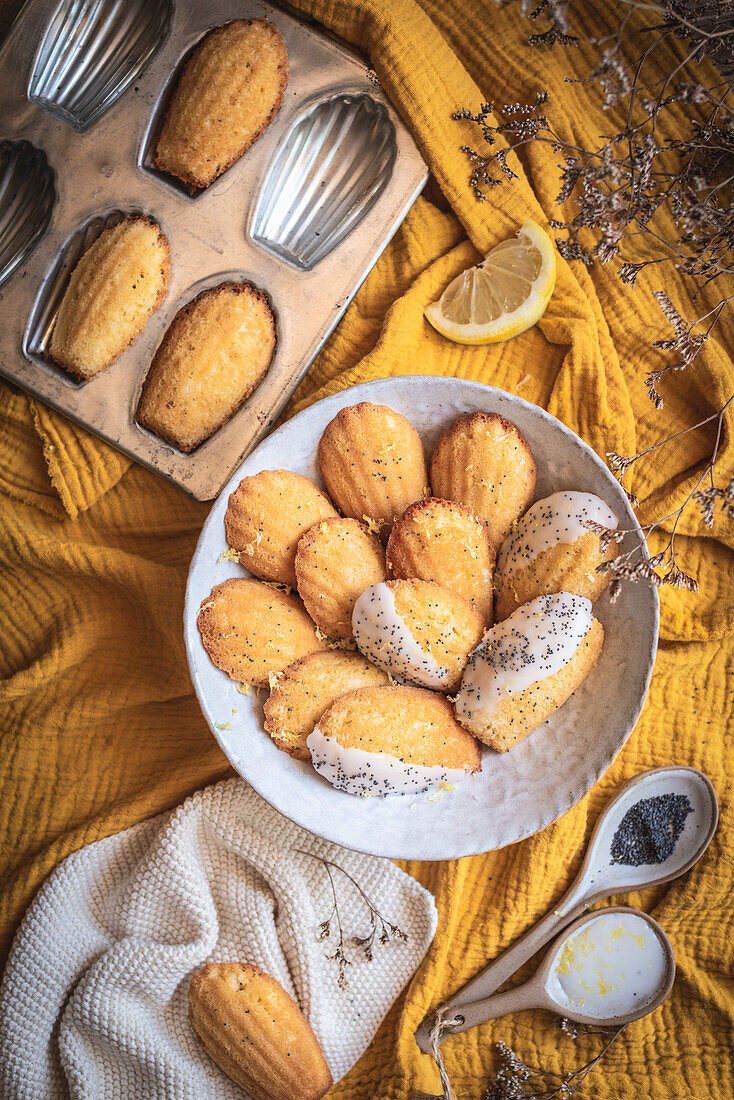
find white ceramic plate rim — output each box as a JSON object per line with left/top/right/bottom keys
{"left": 185, "top": 376, "right": 659, "bottom": 860}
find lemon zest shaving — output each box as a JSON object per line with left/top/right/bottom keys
{"left": 217, "top": 547, "right": 241, "bottom": 564}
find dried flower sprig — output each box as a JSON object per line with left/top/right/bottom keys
{"left": 584, "top": 393, "right": 734, "bottom": 595}
{"left": 484, "top": 1021, "right": 627, "bottom": 1099}
{"left": 454, "top": 0, "right": 734, "bottom": 594}
{"left": 300, "top": 851, "right": 408, "bottom": 989}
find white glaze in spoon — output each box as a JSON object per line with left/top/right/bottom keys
{"left": 415, "top": 766, "right": 717, "bottom": 1052}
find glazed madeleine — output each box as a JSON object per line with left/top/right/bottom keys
{"left": 189, "top": 963, "right": 332, "bottom": 1100}
{"left": 495, "top": 491, "right": 620, "bottom": 620}
{"left": 155, "top": 18, "right": 289, "bottom": 190}
{"left": 225, "top": 470, "right": 337, "bottom": 588}
{"left": 430, "top": 412, "right": 536, "bottom": 550}
{"left": 352, "top": 579, "right": 485, "bottom": 693}
{"left": 318, "top": 402, "right": 429, "bottom": 540}
{"left": 308, "top": 683, "right": 482, "bottom": 796}
{"left": 48, "top": 215, "right": 170, "bottom": 380}
{"left": 264, "top": 649, "right": 388, "bottom": 760}
{"left": 295, "top": 517, "right": 387, "bottom": 641}
{"left": 387, "top": 497, "right": 495, "bottom": 623}
{"left": 197, "top": 578, "right": 324, "bottom": 685}
{"left": 137, "top": 281, "right": 276, "bottom": 452}
{"left": 456, "top": 592, "right": 604, "bottom": 752}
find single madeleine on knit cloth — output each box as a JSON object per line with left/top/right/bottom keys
{"left": 0, "top": 780, "right": 437, "bottom": 1099}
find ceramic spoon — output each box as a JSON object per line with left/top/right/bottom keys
{"left": 416, "top": 765, "right": 716, "bottom": 1052}
{"left": 430, "top": 906, "right": 675, "bottom": 1040}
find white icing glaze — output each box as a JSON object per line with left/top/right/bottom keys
{"left": 307, "top": 726, "right": 472, "bottom": 797}
{"left": 545, "top": 912, "right": 669, "bottom": 1019}
{"left": 352, "top": 582, "right": 452, "bottom": 689}
{"left": 456, "top": 592, "right": 593, "bottom": 727}
{"left": 498, "top": 491, "right": 618, "bottom": 579}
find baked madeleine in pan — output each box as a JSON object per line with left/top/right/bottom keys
{"left": 495, "top": 491, "right": 619, "bottom": 620}
{"left": 430, "top": 411, "right": 536, "bottom": 551}
{"left": 48, "top": 215, "right": 170, "bottom": 381}
{"left": 154, "top": 18, "right": 289, "bottom": 191}
{"left": 137, "top": 281, "right": 276, "bottom": 452}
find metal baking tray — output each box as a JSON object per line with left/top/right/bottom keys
{"left": 0, "top": 0, "right": 427, "bottom": 499}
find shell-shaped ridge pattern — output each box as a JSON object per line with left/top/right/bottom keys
{"left": 0, "top": 141, "right": 55, "bottom": 290}
{"left": 28, "top": 0, "right": 172, "bottom": 132}
{"left": 252, "top": 92, "right": 397, "bottom": 270}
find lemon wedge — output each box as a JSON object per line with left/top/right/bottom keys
{"left": 424, "top": 220, "right": 556, "bottom": 345}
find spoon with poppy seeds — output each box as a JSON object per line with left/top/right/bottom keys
{"left": 416, "top": 765, "right": 717, "bottom": 1052}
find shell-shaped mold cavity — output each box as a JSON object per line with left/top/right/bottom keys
{"left": 251, "top": 93, "right": 397, "bottom": 270}
{"left": 28, "top": 0, "right": 172, "bottom": 132}
{"left": 0, "top": 141, "right": 55, "bottom": 290}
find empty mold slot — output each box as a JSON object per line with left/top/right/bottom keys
{"left": 0, "top": 141, "right": 55, "bottom": 290}
{"left": 24, "top": 209, "right": 142, "bottom": 383}
{"left": 250, "top": 92, "right": 397, "bottom": 271}
{"left": 28, "top": 0, "right": 172, "bottom": 132}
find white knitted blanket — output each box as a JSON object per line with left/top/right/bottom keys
{"left": 0, "top": 778, "right": 437, "bottom": 1099}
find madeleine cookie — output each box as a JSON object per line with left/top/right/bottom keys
{"left": 225, "top": 470, "right": 337, "bottom": 587}
{"left": 155, "top": 19, "right": 289, "bottom": 190}
{"left": 189, "top": 963, "right": 332, "bottom": 1100}
{"left": 430, "top": 412, "right": 536, "bottom": 550}
{"left": 307, "top": 684, "right": 482, "bottom": 796}
{"left": 197, "top": 578, "right": 323, "bottom": 685}
{"left": 264, "top": 650, "right": 388, "bottom": 760}
{"left": 318, "top": 402, "right": 429, "bottom": 539}
{"left": 48, "top": 215, "right": 170, "bottom": 381}
{"left": 352, "top": 579, "right": 485, "bottom": 692}
{"left": 495, "top": 491, "right": 619, "bottom": 620}
{"left": 137, "top": 282, "right": 276, "bottom": 452}
{"left": 295, "top": 517, "right": 387, "bottom": 641}
{"left": 456, "top": 592, "right": 604, "bottom": 752}
{"left": 387, "top": 497, "right": 495, "bottom": 623}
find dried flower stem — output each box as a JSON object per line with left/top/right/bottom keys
{"left": 456, "top": 0, "right": 734, "bottom": 594}
{"left": 299, "top": 850, "right": 408, "bottom": 989}
{"left": 593, "top": 391, "right": 734, "bottom": 595}
{"left": 484, "top": 1021, "right": 627, "bottom": 1099}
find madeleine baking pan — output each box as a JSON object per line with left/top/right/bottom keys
{"left": 0, "top": 0, "right": 427, "bottom": 499}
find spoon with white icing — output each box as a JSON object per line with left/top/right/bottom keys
{"left": 425, "top": 907, "right": 675, "bottom": 1042}
{"left": 416, "top": 765, "right": 716, "bottom": 1051}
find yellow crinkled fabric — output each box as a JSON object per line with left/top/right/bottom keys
{"left": 0, "top": 1, "right": 732, "bottom": 1098}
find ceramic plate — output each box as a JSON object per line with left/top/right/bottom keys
{"left": 185, "top": 376, "right": 659, "bottom": 860}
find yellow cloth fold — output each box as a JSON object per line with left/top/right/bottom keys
{"left": 1, "top": 1, "right": 732, "bottom": 1097}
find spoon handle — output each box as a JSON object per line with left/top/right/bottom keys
{"left": 415, "top": 891, "right": 588, "bottom": 1052}
{"left": 433, "top": 984, "right": 535, "bottom": 1040}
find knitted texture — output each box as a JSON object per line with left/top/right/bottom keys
{"left": 0, "top": 778, "right": 437, "bottom": 1099}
